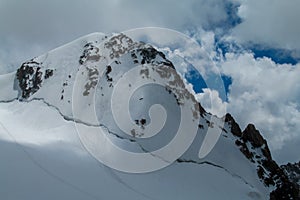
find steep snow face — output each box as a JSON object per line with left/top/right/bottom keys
{"left": 0, "top": 72, "right": 18, "bottom": 100}
{"left": 0, "top": 32, "right": 297, "bottom": 199}
{"left": 16, "top": 33, "right": 107, "bottom": 117}
{"left": 0, "top": 101, "right": 267, "bottom": 200}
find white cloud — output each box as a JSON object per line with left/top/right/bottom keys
{"left": 196, "top": 88, "right": 227, "bottom": 118}
{"left": 231, "top": 0, "right": 300, "bottom": 51}
{"left": 221, "top": 52, "right": 300, "bottom": 163}
{"left": 0, "top": 0, "right": 230, "bottom": 72}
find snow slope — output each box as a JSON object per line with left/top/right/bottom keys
{"left": 0, "top": 100, "right": 265, "bottom": 200}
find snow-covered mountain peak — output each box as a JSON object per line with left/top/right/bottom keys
{"left": 0, "top": 32, "right": 299, "bottom": 199}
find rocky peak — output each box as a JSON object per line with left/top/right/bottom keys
{"left": 223, "top": 114, "right": 299, "bottom": 199}
{"left": 224, "top": 113, "right": 242, "bottom": 137}
{"left": 242, "top": 124, "right": 266, "bottom": 148}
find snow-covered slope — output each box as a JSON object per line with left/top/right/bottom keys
{"left": 0, "top": 32, "right": 298, "bottom": 200}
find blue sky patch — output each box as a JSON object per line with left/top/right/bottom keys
{"left": 252, "top": 47, "right": 298, "bottom": 65}
{"left": 184, "top": 66, "right": 232, "bottom": 102}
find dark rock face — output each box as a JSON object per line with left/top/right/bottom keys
{"left": 79, "top": 42, "right": 101, "bottom": 65}
{"left": 242, "top": 124, "right": 265, "bottom": 148}
{"left": 16, "top": 61, "right": 53, "bottom": 99}
{"left": 136, "top": 47, "right": 175, "bottom": 68}
{"left": 104, "top": 33, "right": 137, "bottom": 59}
{"left": 198, "top": 103, "right": 206, "bottom": 117}
{"left": 281, "top": 162, "right": 300, "bottom": 186}
{"left": 225, "top": 114, "right": 299, "bottom": 199}
{"left": 270, "top": 180, "right": 299, "bottom": 200}
{"left": 281, "top": 162, "right": 300, "bottom": 199}
{"left": 44, "top": 69, "right": 54, "bottom": 79}
{"left": 128, "top": 46, "right": 175, "bottom": 70}
{"left": 224, "top": 113, "right": 242, "bottom": 137}
{"left": 235, "top": 139, "right": 254, "bottom": 162}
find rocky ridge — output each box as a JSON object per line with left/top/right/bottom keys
{"left": 225, "top": 113, "right": 299, "bottom": 199}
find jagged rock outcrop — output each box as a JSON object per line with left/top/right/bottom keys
{"left": 242, "top": 124, "right": 265, "bottom": 148}
{"left": 224, "top": 113, "right": 242, "bottom": 137}
{"left": 224, "top": 114, "right": 300, "bottom": 199}
{"left": 16, "top": 61, "right": 54, "bottom": 99}
{"left": 16, "top": 63, "right": 42, "bottom": 98}
{"left": 282, "top": 162, "right": 300, "bottom": 186}
{"left": 281, "top": 161, "right": 300, "bottom": 198}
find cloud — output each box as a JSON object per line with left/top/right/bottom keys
{"left": 0, "top": 0, "right": 231, "bottom": 72}
{"left": 195, "top": 88, "right": 227, "bottom": 118}
{"left": 221, "top": 52, "right": 300, "bottom": 163}
{"left": 231, "top": 0, "right": 300, "bottom": 51}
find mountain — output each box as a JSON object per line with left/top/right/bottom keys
{"left": 0, "top": 32, "right": 299, "bottom": 200}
